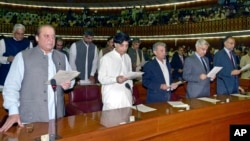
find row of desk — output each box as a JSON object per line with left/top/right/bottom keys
{"left": 1, "top": 94, "right": 250, "bottom": 141}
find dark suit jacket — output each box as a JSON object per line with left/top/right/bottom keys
{"left": 214, "top": 48, "right": 239, "bottom": 94}
{"left": 142, "top": 59, "right": 173, "bottom": 103}
{"left": 183, "top": 54, "right": 211, "bottom": 98}
{"left": 170, "top": 52, "right": 185, "bottom": 81}
{"left": 127, "top": 48, "right": 143, "bottom": 71}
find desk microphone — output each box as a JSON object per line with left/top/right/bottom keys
{"left": 217, "top": 76, "right": 232, "bottom": 102}
{"left": 50, "top": 79, "right": 61, "bottom": 140}
{"left": 51, "top": 79, "right": 57, "bottom": 92}
{"left": 125, "top": 83, "right": 140, "bottom": 120}
{"left": 217, "top": 76, "right": 231, "bottom": 95}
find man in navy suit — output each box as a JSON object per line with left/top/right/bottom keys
{"left": 214, "top": 36, "right": 244, "bottom": 95}
{"left": 170, "top": 46, "right": 185, "bottom": 81}
{"left": 142, "top": 42, "right": 179, "bottom": 103}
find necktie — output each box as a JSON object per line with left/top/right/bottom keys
{"left": 229, "top": 51, "right": 235, "bottom": 68}
{"left": 201, "top": 57, "right": 207, "bottom": 72}
{"left": 180, "top": 56, "right": 184, "bottom": 65}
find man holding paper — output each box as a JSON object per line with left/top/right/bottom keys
{"left": 98, "top": 32, "right": 133, "bottom": 111}
{"left": 142, "top": 42, "right": 179, "bottom": 103}
{"left": 0, "top": 25, "right": 74, "bottom": 132}
{"left": 214, "top": 36, "right": 244, "bottom": 94}
{"left": 240, "top": 49, "right": 250, "bottom": 79}
{"left": 183, "top": 39, "right": 216, "bottom": 98}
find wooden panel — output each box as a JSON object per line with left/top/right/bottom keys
{"left": 239, "top": 78, "right": 250, "bottom": 92}
{"left": 0, "top": 93, "right": 7, "bottom": 122}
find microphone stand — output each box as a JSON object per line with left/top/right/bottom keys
{"left": 218, "top": 76, "right": 232, "bottom": 101}
{"left": 34, "top": 80, "right": 61, "bottom": 141}
{"left": 125, "top": 83, "right": 140, "bottom": 121}
{"left": 50, "top": 80, "right": 61, "bottom": 140}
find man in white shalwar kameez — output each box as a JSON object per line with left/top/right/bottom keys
{"left": 98, "top": 32, "right": 133, "bottom": 111}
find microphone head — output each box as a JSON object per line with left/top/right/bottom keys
{"left": 50, "top": 79, "right": 57, "bottom": 86}
{"left": 125, "top": 83, "right": 131, "bottom": 90}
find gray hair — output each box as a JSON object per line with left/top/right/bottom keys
{"left": 152, "top": 42, "right": 166, "bottom": 51}
{"left": 12, "top": 24, "right": 25, "bottom": 33}
{"left": 195, "top": 39, "right": 209, "bottom": 48}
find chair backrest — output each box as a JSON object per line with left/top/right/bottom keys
{"left": 69, "top": 85, "right": 101, "bottom": 103}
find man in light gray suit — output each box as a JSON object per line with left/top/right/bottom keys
{"left": 183, "top": 39, "right": 216, "bottom": 98}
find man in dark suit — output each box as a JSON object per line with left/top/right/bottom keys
{"left": 170, "top": 46, "right": 185, "bottom": 81}
{"left": 183, "top": 39, "right": 215, "bottom": 98}
{"left": 214, "top": 36, "right": 244, "bottom": 95}
{"left": 142, "top": 42, "right": 179, "bottom": 103}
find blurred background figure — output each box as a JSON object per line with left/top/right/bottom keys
{"left": 0, "top": 23, "right": 33, "bottom": 87}
{"left": 127, "top": 38, "right": 145, "bottom": 72}
{"left": 99, "top": 36, "right": 114, "bottom": 59}
{"left": 69, "top": 29, "right": 98, "bottom": 85}
{"left": 240, "top": 48, "right": 250, "bottom": 79}
{"left": 170, "top": 46, "right": 185, "bottom": 81}
{"left": 55, "top": 37, "right": 69, "bottom": 59}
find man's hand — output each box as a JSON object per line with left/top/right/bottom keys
{"left": 199, "top": 74, "right": 207, "bottom": 80}
{"left": 61, "top": 80, "right": 71, "bottom": 90}
{"left": 7, "top": 56, "right": 14, "bottom": 62}
{"left": 89, "top": 76, "right": 96, "bottom": 84}
{"left": 239, "top": 86, "right": 245, "bottom": 94}
{"left": 170, "top": 83, "right": 178, "bottom": 90}
{"left": 0, "top": 114, "right": 23, "bottom": 132}
{"left": 178, "top": 69, "right": 183, "bottom": 73}
{"left": 210, "top": 75, "right": 216, "bottom": 81}
{"left": 160, "top": 84, "right": 171, "bottom": 91}
{"left": 231, "top": 69, "right": 241, "bottom": 75}
{"left": 116, "top": 76, "right": 128, "bottom": 84}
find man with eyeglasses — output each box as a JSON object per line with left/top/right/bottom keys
{"left": 0, "top": 24, "right": 33, "bottom": 87}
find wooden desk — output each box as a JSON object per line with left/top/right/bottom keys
{"left": 1, "top": 95, "right": 250, "bottom": 141}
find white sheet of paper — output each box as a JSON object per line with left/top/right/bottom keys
{"left": 46, "top": 70, "right": 80, "bottom": 85}
{"left": 124, "top": 72, "right": 144, "bottom": 80}
{"left": 231, "top": 94, "right": 250, "bottom": 98}
{"left": 131, "top": 104, "right": 156, "bottom": 113}
{"left": 197, "top": 97, "right": 220, "bottom": 103}
{"left": 167, "top": 101, "right": 189, "bottom": 108}
{"left": 240, "top": 64, "right": 250, "bottom": 72}
{"left": 207, "top": 66, "right": 223, "bottom": 77}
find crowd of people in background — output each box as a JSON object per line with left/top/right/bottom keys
{"left": 0, "top": 1, "right": 250, "bottom": 28}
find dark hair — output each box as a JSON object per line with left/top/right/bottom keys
{"left": 223, "top": 36, "right": 233, "bottom": 43}
{"left": 84, "top": 29, "right": 94, "bottom": 36}
{"left": 113, "top": 32, "right": 130, "bottom": 44}
{"left": 107, "top": 36, "right": 113, "bottom": 41}
{"left": 56, "top": 37, "right": 63, "bottom": 42}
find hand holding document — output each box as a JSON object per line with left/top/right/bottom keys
{"left": 124, "top": 72, "right": 144, "bottom": 80}
{"left": 207, "top": 66, "right": 223, "bottom": 78}
{"left": 240, "top": 64, "right": 250, "bottom": 72}
{"left": 170, "top": 81, "right": 186, "bottom": 89}
{"left": 47, "top": 70, "right": 80, "bottom": 85}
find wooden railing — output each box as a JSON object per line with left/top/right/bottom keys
{"left": 1, "top": 17, "right": 249, "bottom": 37}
